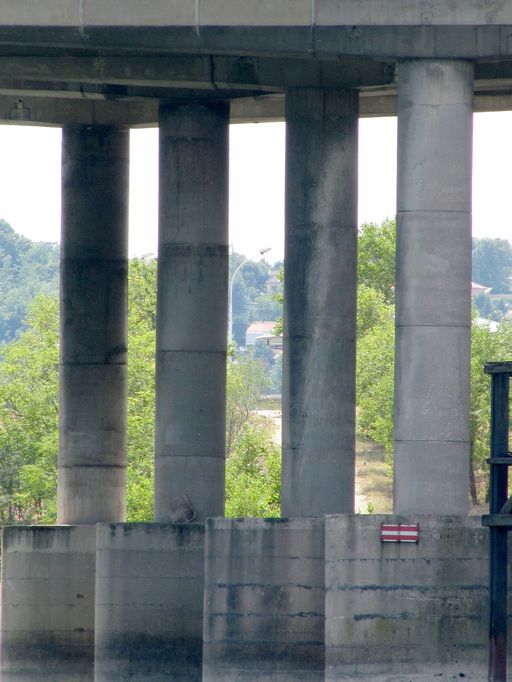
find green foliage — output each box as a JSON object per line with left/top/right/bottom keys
{"left": 357, "top": 284, "right": 389, "bottom": 337}
{"left": 272, "top": 266, "right": 284, "bottom": 336}
{"left": 356, "top": 305, "right": 395, "bottom": 457}
{"left": 225, "top": 423, "right": 281, "bottom": 517}
{"left": 472, "top": 238, "right": 512, "bottom": 293}
{"left": 226, "top": 352, "right": 269, "bottom": 453}
{"left": 358, "top": 219, "right": 396, "bottom": 303}
{"left": 126, "top": 257, "right": 157, "bottom": 521}
{"left": 0, "top": 258, "right": 158, "bottom": 524}
{"left": 0, "top": 250, "right": 282, "bottom": 522}
{"left": 0, "top": 295, "right": 59, "bottom": 523}
{"left": 0, "top": 219, "right": 59, "bottom": 344}
{"left": 470, "top": 316, "right": 512, "bottom": 499}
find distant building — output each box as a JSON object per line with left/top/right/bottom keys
{"left": 245, "top": 320, "right": 276, "bottom": 347}
{"left": 471, "top": 281, "right": 492, "bottom": 297}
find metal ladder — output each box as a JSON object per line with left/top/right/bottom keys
{"left": 482, "top": 362, "right": 512, "bottom": 682}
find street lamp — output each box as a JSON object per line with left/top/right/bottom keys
{"left": 228, "top": 247, "right": 271, "bottom": 346}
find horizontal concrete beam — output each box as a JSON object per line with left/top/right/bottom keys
{"left": 2, "top": 0, "right": 512, "bottom": 29}
{"left": 1, "top": 83, "right": 512, "bottom": 127}
{"left": 3, "top": 25, "right": 512, "bottom": 61}
{"left": 0, "top": 54, "right": 394, "bottom": 90}
{"left": 3, "top": 3, "right": 512, "bottom": 60}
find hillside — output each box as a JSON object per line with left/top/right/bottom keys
{"left": 0, "top": 219, "right": 59, "bottom": 344}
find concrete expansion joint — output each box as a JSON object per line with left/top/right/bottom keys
{"left": 159, "top": 453, "right": 225, "bottom": 460}
{"left": 401, "top": 100, "right": 472, "bottom": 110}
{"left": 158, "top": 348, "right": 226, "bottom": 355}
{"left": 395, "top": 439, "right": 470, "bottom": 445}
{"left": 397, "top": 209, "right": 470, "bottom": 215}
{"left": 283, "top": 333, "right": 355, "bottom": 341}
{"left": 59, "top": 463, "right": 126, "bottom": 469}
{"left": 395, "top": 323, "right": 471, "bottom": 329}
{"left": 160, "top": 241, "right": 228, "bottom": 252}
{"left": 61, "top": 257, "right": 128, "bottom": 264}
{"left": 194, "top": 0, "right": 200, "bottom": 39}
{"left": 60, "top": 360, "right": 128, "bottom": 366}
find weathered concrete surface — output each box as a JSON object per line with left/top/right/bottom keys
{"left": 59, "top": 124, "right": 129, "bottom": 524}
{"left": 325, "top": 515, "right": 489, "bottom": 681}
{"left": 1, "top": 526, "right": 96, "bottom": 681}
{"left": 94, "top": 523, "right": 205, "bottom": 681}
{"left": 4, "top": 0, "right": 512, "bottom": 61}
{"left": 394, "top": 60, "right": 473, "bottom": 515}
{"left": 203, "top": 517, "right": 325, "bottom": 681}
{"left": 282, "top": 88, "right": 357, "bottom": 517}
{"left": 154, "top": 102, "right": 228, "bottom": 523}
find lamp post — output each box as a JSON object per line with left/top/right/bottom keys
{"left": 228, "top": 247, "right": 271, "bottom": 346}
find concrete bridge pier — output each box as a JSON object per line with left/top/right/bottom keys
{"left": 154, "top": 101, "right": 229, "bottom": 524}
{"left": 58, "top": 124, "right": 129, "bottom": 524}
{"left": 91, "top": 101, "right": 230, "bottom": 682}
{"left": 393, "top": 60, "right": 473, "bottom": 514}
{"left": 1, "top": 124, "right": 129, "bottom": 681}
{"left": 282, "top": 87, "right": 358, "bottom": 517}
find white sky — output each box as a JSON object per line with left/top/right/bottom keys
{"left": 0, "top": 112, "right": 510, "bottom": 264}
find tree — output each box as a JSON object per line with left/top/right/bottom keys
{"left": 226, "top": 352, "right": 269, "bottom": 453}
{"left": 0, "top": 219, "right": 59, "bottom": 344}
{"left": 356, "top": 304, "right": 395, "bottom": 457}
{"left": 470, "top": 316, "right": 512, "bottom": 503}
{"left": 0, "top": 258, "right": 159, "bottom": 523}
{"left": 0, "top": 295, "right": 59, "bottom": 523}
{"left": 472, "top": 238, "right": 512, "bottom": 293}
{"left": 225, "top": 423, "right": 280, "bottom": 517}
{"left": 0, "top": 256, "right": 281, "bottom": 521}
{"left": 358, "top": 219, "right": 396, "bottom": 303}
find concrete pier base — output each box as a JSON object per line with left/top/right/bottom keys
{"left": 325, "top": 515, "right": 489, "bottom": 681}
{"left": 203, "top": 517, "right": 326, "bottom": 681}
{"left": 1, "top": 526, "right": 96, "bottom": 681}
{"left": 94, "top": 523, "right": 205, "bottom": 681}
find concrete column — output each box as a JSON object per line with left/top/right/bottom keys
{"left": 394, "top": 60, "right": 474, "bottom": 514}
{"left": 282, "top": 88, "right": 358, "bottom": 517}
{"left": 58, "top": 125, "right": 129, "bottom": 524}
{"left": 1, "top": 526, "right": 96, "bottom": 681}
{"left": 155, "top": 101, "right": 229, "bottom": 522}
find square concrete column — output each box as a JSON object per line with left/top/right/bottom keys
{"left": 394, "top": 60, "right": 474, "bottom": 514}
{"left": 1, "top": 526, "right": 96, "bottom": 681}
{"left": 59, "top": 125, "right": 129, "bottom": 524}
{"left": 155, "top": 101, "right": 229, "bottom": 522}
{"left": 282, "top": 88, "right": 358, "bottom": 517}
{"left": 94, "top": 523, "right": 205, "bottom": 681}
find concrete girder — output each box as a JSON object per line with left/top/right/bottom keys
{"left": 2, "top": 25, "right": 512, "bottom": 62}
{"left": 0, "top": 54, "right": 394, "bottom": 90}
{"left": 3, "top": 0, "right": 512, "bottom": 31}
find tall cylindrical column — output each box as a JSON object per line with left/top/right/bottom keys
{"left": 154, "top": 101, "right": 229, "bottom": 522}
{"left": 58, "top": 125, "right": 129, "bottom": 524}
{"left": 282, "top": 88, "right": 358, "bottom": 517}
{"left": 394, "top": 60, "right": 474, "bottom": 514}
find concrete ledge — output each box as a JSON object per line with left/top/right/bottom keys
{"left": 325, "top": 515, "right": 491, "bottom": 681}
{"left": 94, "top": 523, "right": 205, "bottom": 681}
{"left": 1, "top": 525, "right": 96, "bottom": 681}
{"left": 203, "top": 517, "right": 326, "bottom": 681}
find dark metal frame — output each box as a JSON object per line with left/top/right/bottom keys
{"left": 482, "top": 362, "right": 512, "bottom": 682}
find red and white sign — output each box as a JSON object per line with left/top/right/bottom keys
{"left": 381, "top": 523, "right": 419, "bottom": 543}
